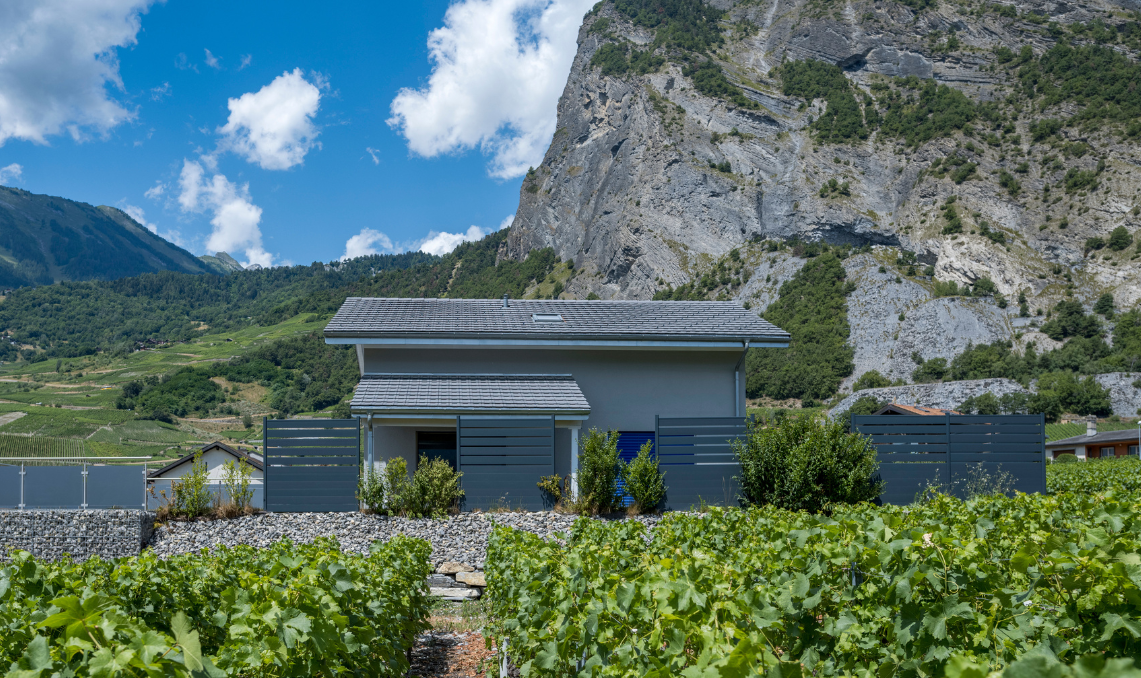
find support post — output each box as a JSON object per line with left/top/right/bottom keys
{"left": 19, "top": 463, "right": 24, "bottom": 510}
{"left": 81, "top": 462, "right": 88, "bottom": 509}
{"left": 569, "top": 425, "right": 580, "bottom": 500}
{"left": 143, "top": 463, "right": 148, "bottom": 510}
{"left": 366, "top": 414, "right": 375, "bottom": 479}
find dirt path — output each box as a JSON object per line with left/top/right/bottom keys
{"left": 408, "top": 631, "right": 495, "bottom": 678}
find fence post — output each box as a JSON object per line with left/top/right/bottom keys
{"left": 81, "top": 462, "right": 88, "bottom": 509}
{"left": 142, "top": 463, "right": 148, "bottom": 510}
{"left": 945, "top": 413, "right": 952, "bottom": 490}
{"left": 263, "top": 416, "right": 268, "bottom": 511}
{"left": 19, "top": 463, "right": 24, "bottom": 510}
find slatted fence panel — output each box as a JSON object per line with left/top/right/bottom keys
{"left": 264, "top": 419, "right": 359, "bottom": 512}
{"left": 854, "top": 414, "right": 1046, "bottom": 504}
{"left": 853, "top": 415, "right": 950, "bottom": 505}
{"left": 948, "top": 414, "right": 1045, "bottom": 495}
{"left": 655, "top": 417, "right": 746, "bottom": 510}
{"left": 458, "top": 416, "right": 554, "bottom": 511}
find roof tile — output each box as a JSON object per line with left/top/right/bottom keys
{"left": 351, "top": 374, "right": 590, "bottom": 414}
{"left": 324, "top": 298, "right": 788, "bottom": 342}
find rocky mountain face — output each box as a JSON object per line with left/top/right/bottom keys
{"left": 0, "top": 186, "right": 211, "bottom": 286}
{"left": 506, "top": 0, "right": 1141, "bottom": 399}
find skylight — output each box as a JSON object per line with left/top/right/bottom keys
{"left": 531, "top": 313, "right": 563, "bottom": 323}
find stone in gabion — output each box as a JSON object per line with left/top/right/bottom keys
{"left": 0, "top": 510, "right": 155, "bottom": 562}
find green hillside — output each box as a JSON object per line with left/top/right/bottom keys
{"left": 0, "top": 186, "right": 212, "bottom": 286}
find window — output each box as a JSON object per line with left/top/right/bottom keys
{"left": 1130, "top": 445, "right": 1139, "bottom": 456}
{"left": 531, "top": 313, "right": 563, "bottom": 322}
{"left": 1100, "top": 446, "right": 1116, "bottom": 459}
{"left": 417, "top": 432, "right": 457, "bottom": 470}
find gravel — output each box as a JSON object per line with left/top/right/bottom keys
{"left": 0, "top": 510, "right": 155, "bottom": 562}
{"left": 147, "top": 511, "right": 667, "bottom": 569}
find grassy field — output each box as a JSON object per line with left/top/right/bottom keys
{"left": 0, "top": 314, "right": 322, "bottom": 463}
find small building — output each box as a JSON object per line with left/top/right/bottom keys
{"left": 873, "top": 404, "right": 961, "bottom": 416}
{"left": 324, "top": 296, "right": 789, "bottom": 510}
{"left": 147, "top": 442, "right": 264, "bottom": 508}
{"left": 1045, "top": 423, "right": 1140, "bottom": 460}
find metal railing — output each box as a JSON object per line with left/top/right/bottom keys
{"left": 0, "top": 458, "right": 152, "bottom": 510}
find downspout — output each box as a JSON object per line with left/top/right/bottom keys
{"left": 366, "top": 413, "right": 374, "bottom": 479}
{"left": 734, "top": 340, "right": 750, "bottom": 417}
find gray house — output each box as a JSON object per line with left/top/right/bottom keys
{"left": 324, "top": 296, "right": 789, "bottom": 509}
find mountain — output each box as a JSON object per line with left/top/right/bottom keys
{"left": 0, "top": 186, "right": 211, "bottom": 286}
{"left": 505, "top": 0, "right": 1141, "bottom": 399}
{"left": 199, "top": 252, "right": 247, "bottom": 275}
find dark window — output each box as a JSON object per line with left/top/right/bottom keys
{"left": 417, "top": 432, "right": 457, "bottom": 470}
{"left": 615, "top": 431, "right": 655, "bottom": 508}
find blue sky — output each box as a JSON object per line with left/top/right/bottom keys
{"left": 0, "top": 0, "right": 594, "bottom": 267}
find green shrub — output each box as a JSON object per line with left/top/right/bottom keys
{"left": 912, "top": 356, "right": 949, "bottom": 383}
{"left": 619, "top": 440, "right": 666, "bottom": 513}
{"left": 383, "top": 457, "right": 414, "bottom": 515}
{"left": 1094, "top": 292, "right": 1115, "bottom": 317}
{"left": 168, "top": 451, "right": 213, "bottom": 519}
{"left": 577, "top": 428, "right": 622, "bottom": 514}
{"left": 537, "top": 474, "right": 564, "bottom": 503}
{"left": 411, "top": 455, "right": 465, "bottom": 517}
{"left": 358, "top": 468, "right": 385, "bottom": 513}
{"left": 1108, "top": 226, "right": 1133, "bottom": 251}
{"left": 220, "top": 458, "right": 254, "bottom": 513}
{"left": 732, "top": 414, "right": 883, "bottom": 512}
{"left": 852, "top": 369, "right": 891, "bottom": 391}
{"left": 1053, "top": 453, "right": 1079, "bottom": 464}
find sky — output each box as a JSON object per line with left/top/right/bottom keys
{"left": 0, "top": 0, "right": 595, "bottom": 267}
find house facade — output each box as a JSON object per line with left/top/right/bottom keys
{"left": 324, "top": 296, "right": 789, "bottom": 509}
{"left": 1045, "top": 428, "right": 1140, "bottom": 460}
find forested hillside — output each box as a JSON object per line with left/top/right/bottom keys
{"left": 0, "top": 186, "right": 211, "bottom": 286}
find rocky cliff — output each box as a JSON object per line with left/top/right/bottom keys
{"left": 505, "top": 0, "right": 1141, "bottom": 396}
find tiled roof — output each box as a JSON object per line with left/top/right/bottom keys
{"left": 351, "top": 374, "right": 591, "bottom": 414}
{"left": 874, "top": 404, "right": 962, "bottom": 416}
{"left": 324, "top": 298, "right": 788, "bottom": 343}
{"left": 1046, "top": 428, "right": 1140, "bottom": 447}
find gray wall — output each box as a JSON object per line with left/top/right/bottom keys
{"left": 0, "top": 510, "right": 154, "bottom": 562}
{"left": 362, "top": 347, "right": 746, "bottom": 432}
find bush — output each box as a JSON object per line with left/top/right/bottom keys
{"left": 853, "top": 369, "right": 891, "bottom": 391}
{"left": 619, "top": 440, "right": 666, "bottom": 513}
{"left": 1094, "top": 292, "right": 1115, "bottom": 317}
{"left": 411, "top": 455, "right": 465, "bottom": 517}
{"left": 166, "top": 451, "right": 213, "bottom": 520}
{"left": 732, "top": 414, "right": 883, "bottom": 512}
{"left": 219, "top": 458, "right": 254, "bottom": 515}
{"left": 1108, "top": 226, "right": 1133, "bottom": 251}
{"left": 912, "top": 356, "right": 948, "bottom": 383}
{"left": 383, "top": 457, "right": 414, "bottom": 515}
{"left": 358, "top": 468, "right": 385, "bottom": 513}
{"left": 1054, "top": 453, "right": 1080, "bottom": 464}
{"left": 576, "top": 428, "right": 622, "bottom": 513}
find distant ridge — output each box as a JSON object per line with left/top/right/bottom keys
{"left": 0, "top": 185, "right": 211, "bottom": 287}
{"left": 199, "top": 251, "right": 246, "bottom": 275}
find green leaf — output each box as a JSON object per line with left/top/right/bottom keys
{"left": 171, "top": 612, "right": 204, "bottom": 672}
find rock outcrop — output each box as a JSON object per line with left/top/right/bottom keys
{"left": 505, "top": 0, "right": 1141, "bottom": 393}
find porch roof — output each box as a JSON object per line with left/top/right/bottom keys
{"left": 350, "top": 373, "right": 591, "bottom": 416}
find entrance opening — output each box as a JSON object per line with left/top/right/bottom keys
{"left": 417, "top": 431, "right": 457, "bottom": 470}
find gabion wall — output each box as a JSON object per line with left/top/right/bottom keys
{"left": 0, "top": 510, "right": 155, "bottom": 561}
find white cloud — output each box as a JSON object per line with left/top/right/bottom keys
{"left": 238, "top": 54, "right": 252, "bottom": 70}
{"left": 177, "top": 158, "right": 272, "bottom": 267}
{"left": 0, "top": 163, "right": 23, "bottom": 184}
{"left": 341, "top": 228, "right": 394, "bottom": 261}
{"left": 204, "top": 49, "right": 221, "bottom": 69}
{"left": 174, "top": 52, "right": 197, "bottom": 72}
{"left": 150, "top": 82, "right": 170, "bottom": 101}
{"left": 419, "top": 225, "right": 489, "bottom": 256}
{"left": 388, "top": 0, "right": 593, "bottom": 179}
{"left": 217, "top": 68, "right": 322, "bottom": 170}
{"left": 144, "top": 181, "right": 165, "bottom": 199}
{"left": 0, "top": 0, "right": 155, "bottom": 146}
{"left": 365, "top": 147, "right": 380, "bottom": 164}
{"left": 498, "top": 213, "right": 515, "bottom": 230}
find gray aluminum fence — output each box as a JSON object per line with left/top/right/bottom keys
{"left": 654, "top": 417, "right": 747, "bottom": 510}
{"left": 264, "top": 418, "right": 360, "bottom": 512}
{"left": 852, "top": 414, "right": 1046, "bottom": 505}
{"left": 458, "top": 416, "right": 554, "bottom": 511}
{"left": 0, "top": 461, "right": 148, "bottom": 509}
